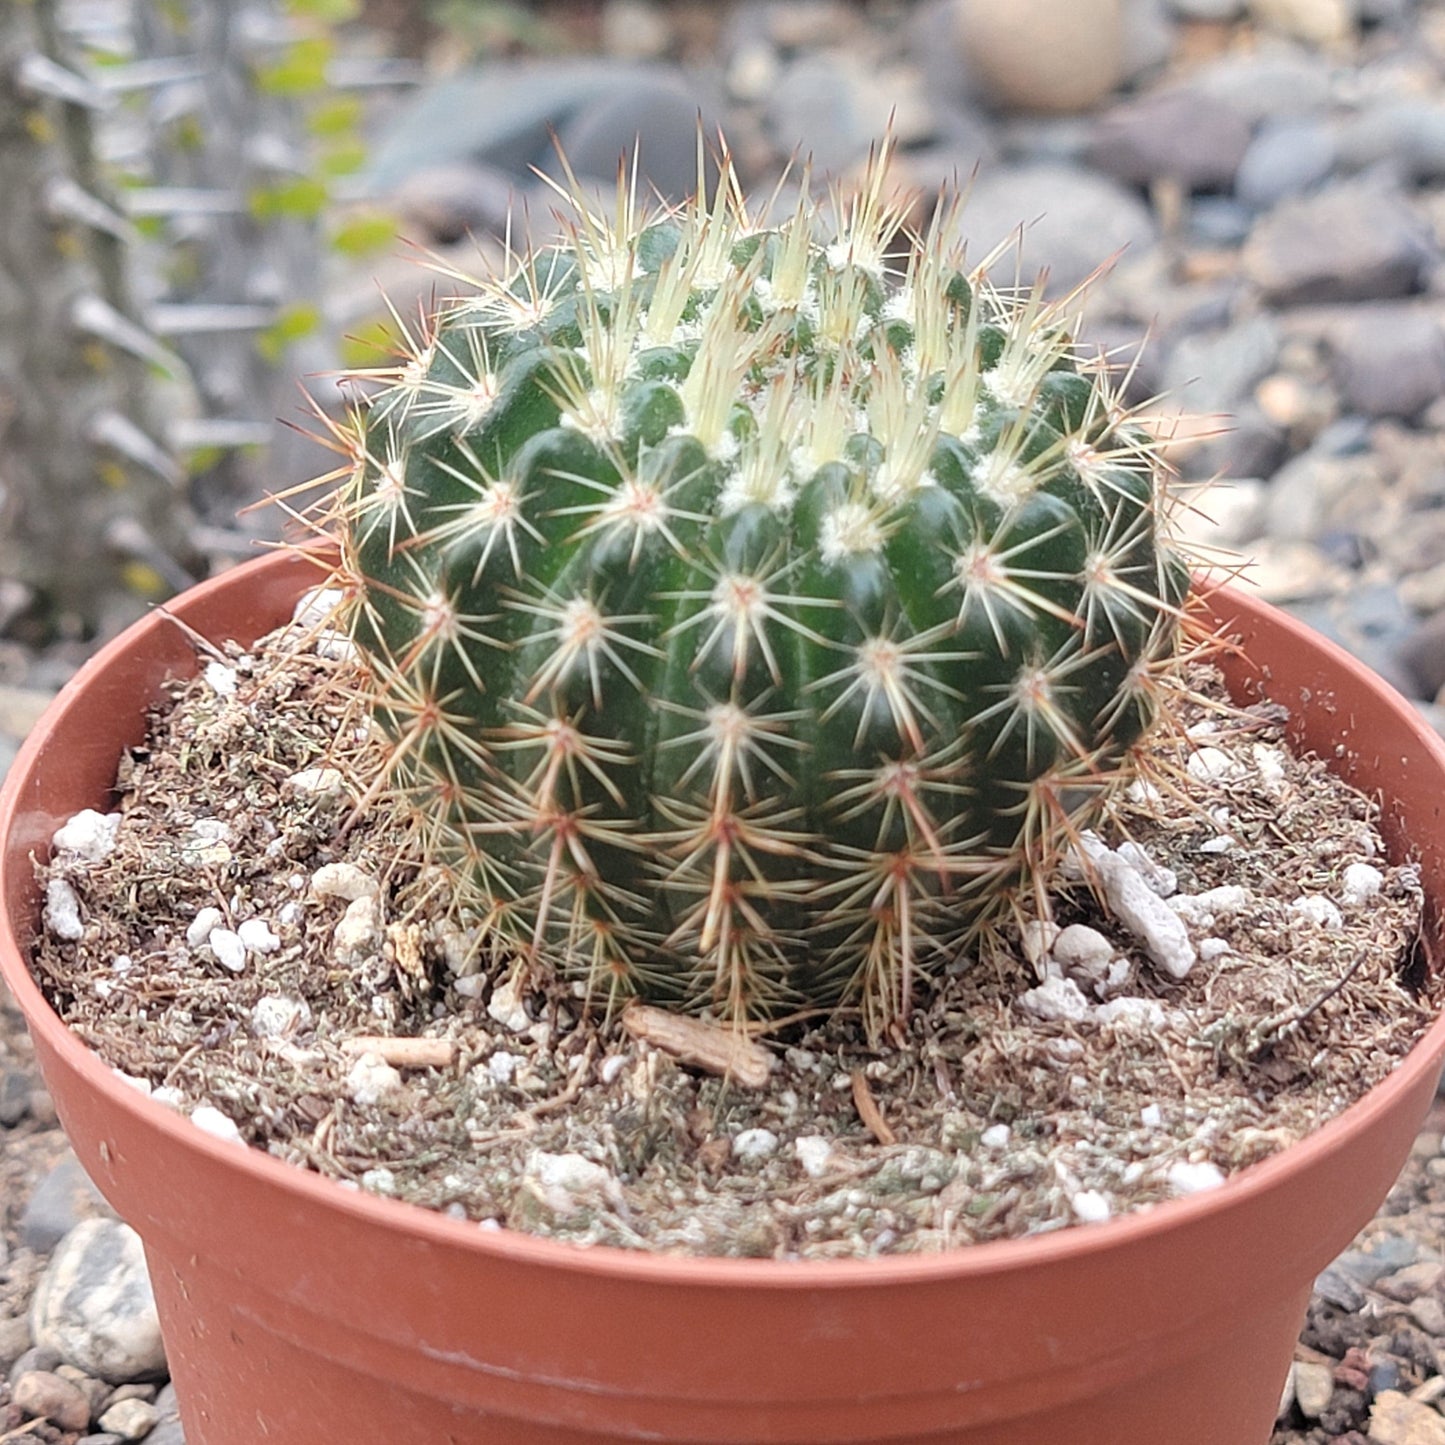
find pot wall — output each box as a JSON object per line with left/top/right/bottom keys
{"left": 3, "top": 553, "right": 1444, "bottom": 1445}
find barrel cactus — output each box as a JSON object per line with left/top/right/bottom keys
{"left": 332, "top": 148, "right": 1189, "bottom": 1035}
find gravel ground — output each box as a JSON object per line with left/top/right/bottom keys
{"left": 5, "top": 1, "right": 1445, "bottom": 1440}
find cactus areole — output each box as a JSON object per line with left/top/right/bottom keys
{"left": 337, "top": 149, "right": 1189, "bottom": 1034}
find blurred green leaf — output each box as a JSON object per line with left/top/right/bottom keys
{"left": 256, "top": 37, "right": 332, "bottom": 95}
{"left": 320, "top": 141, "right": 367, "bottom": 177}
{"left": 331, "top": 211, "right": 400, "bottom": 258}
{"left": 250, "top": 177, "right": 329, "bottom": 222}
{"left": 257, "top": 303, "right": 322, "bottom": 363}
{"left": 309, "top": 96, "right": 363, "bottom": 140}
{"left": 287, "top": 0, "right": 361, "bottom": 20}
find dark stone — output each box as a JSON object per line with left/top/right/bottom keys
{"left": 1243, "top": 182, "right": 1434, "bottom": 305}
{"left": 1088, "top": 86, "right": 1252, "bottom": 191}
{"left": 0, "top": 1069, "right": 30, "bottom": 1127}
{"left": 1328, "top": 307, "right": 1445, "bottom": 420}
{"left": 390, "top": 162, "right": 520, "bottom": 246}
{"left": 1400, "top": 608, "right": 1445, "bottom": 700}
{"left": 21, "top": 1152, "right": 114, "bottom": 1255}
{"left": 554, "top": 73, "right": 726, "bottom": 204}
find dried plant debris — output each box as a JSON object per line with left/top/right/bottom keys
{"left": 27, "top": 607, "right": 1441, "bottom": 1260}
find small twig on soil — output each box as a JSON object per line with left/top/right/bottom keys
{"left": 850, "top": 1069, "right": 897, "bottom": 1145}
{"left": 622, "top": 1005, "right": 774, "bottom": 1088}
{"left": 339, "top": 1036, "right": 456, "bottom": 1070}
{"left": 1249, "top": 950, "right": 1370, "bottom": 1058}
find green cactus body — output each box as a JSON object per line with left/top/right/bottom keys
{"left": 338, "top": 154, "right": 1187, "bottom": 1032}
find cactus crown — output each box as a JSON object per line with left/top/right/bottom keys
{"left": 330, "top": 140, "right": 1188, "bottom": 1037}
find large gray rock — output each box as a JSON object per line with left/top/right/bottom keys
{"left": 554, "top": 73, "right": 726, "bottom": 202}
{"left": 1162, "top": 313, "right": 1282, "bottom": 419}
{"left": 764, "top": 51, "right": 907, "bottom": 177}
{"left": 1236, "top": 118, "right": 1338, "bottom": 207}
{"left": 1242, "top": 182, "right": 1433, "bottom": 304}
{"left": 1328, "top": 307, "right": 1445, "bottom": 419}
{"left": 21, "top": 1152, "right": 116, "bottom": 1255}
{"left": 1088, "top": 87, "right": 1252, "bottom": 190}
{"left": 1190, "top": 44, "right": 1334, "bottom": 125}
{"left": 364, "top": 61, "right": 704, "bottom": 194}
{"left": 30, "top": 1220, "right": 166, "bottom": 1384}
{"left": 1336, "top": 100, "right": 1445, "bottom": 184}
{"left": 949, "top": 162, "right": 1158, "bottom": 293}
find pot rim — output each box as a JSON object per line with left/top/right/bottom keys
{"left": 2, "top": 554, "right": 1443, "bottom": 1289}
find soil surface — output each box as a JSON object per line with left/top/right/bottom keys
{"left": 20, "top": 605, "right": 1440, "bottom": 1259}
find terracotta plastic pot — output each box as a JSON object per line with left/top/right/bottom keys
{"left": 2, "top": 551, "right": 1443, "bottom": 1445}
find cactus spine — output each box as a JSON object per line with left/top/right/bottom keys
{"left": 334, "top": 147, "right": 1189, "bottom": 1034}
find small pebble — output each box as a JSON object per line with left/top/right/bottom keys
{"left": 1293, "top": 1358, "right": 1334, "bottom": 1418}
{"left": 1289, "top": 894, "right": 1344, "bottom": 930}
{"left": 794, "top": 1136, "right": 835, "bottom": 1179}
{"left": 361, "top": 1167, "right": 397, "bottom": 1196}
{"left": 206, "top": 928, "right": 246, "bottom": 973}
{"left": 1166, "top": 1160, "right": 1226, "bottom": 1195}
{"left": 292, "top": 585, "right": 343, "bottom": 630}
{"left": 486, "top": 978, "right": 532, "bottom": 1034}
{"left": 286, "top": 767, "right": 346, "bottom": 795}
{"left": 236, "top": 918, "right": 281, "bottom": 955}
{"left": 203, "top": 661, "right": 237, "bottom": 696}
{"left": 1114, "top": 841, "right": 1177, "bottom": 897}
{"left": 980, "top": 1124, "right": 1011, "bottom": 1148}
{"left": 1071, "top": 1190, "right": 1112, "bottom": 1224}
{"left": 184, "top": 907, "right": 222, "bottom": 949}
{"left": 1019, "top": 975, "right": 1092, "bottom": 1023}
{"left": 1340, "top": 861, "right": 1384, "bottom": 906}
{"left": 97, "top": 1396, "right": 160, "bottom": 1441}
{"left": 486, "top": 1051, "right": 519, "bottom": 1084}
{"left": 52, "top": 810, "right": 121, "bottom": 864}
{"left": 249, "top": 995, "right": 311, "bottom": 1039}
{"left": 44, "top": 879, "right": 84, "bottom": 941}
{"left": 190, "top": 1106, "right": 244, "bottom": 1145}
{"left": 733, "top": 1128, "right": 780, "bottom": 1162}
{"left": 347, "top": 1052, "right": 403, "bottom": 1107}
{"left": 1186, "top": 746, "right": 1238, "bottom": 782}
{"left": 1140, "top": 1104, "right": 1163, "bottom": 1128}
{"left": 310, "top": 862, "right": 379, "bottom": 902}
{"left": 1051, "top": 924, "right": 1114, "bottom": 985}
{"left": 12, "top": 1369, "right": 91, "bottom": 1431}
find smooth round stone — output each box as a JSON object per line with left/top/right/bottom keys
{"left": 1088, "top": 86, "right": 1252, "bottom": 190}
{"left": 953, "top": 0, "right": 1125, "bottom": 115}
{"left": 1329, "top": 307, "right": 1445, "bottom": 420}
{"left": 30, "top": 1219, "right": 166, "bottom": 1383}
{"left": 1237, "top": 118, "right": 1338, "bottom": 207}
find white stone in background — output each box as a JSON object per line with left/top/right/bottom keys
{"left": 1199, "top": 938, "right": 1233, "bottom": 962}
{"left": 1252, "top": 744, "right": 1288, "bottom": 790}
{"left": 250, "top": 995, "right": 311, "bottom": 1039}
{"left": 1115, "top": 841, "right": 1177, "bottom": 897}
{"left": 1292, "top": 1359, "right": 1335, "bottom": 1419}
{"left": 1186, "top": 746, "right": 1239, "bottom": 782}
{"left": 185, "top": 906, "right": 222, "bottom": 948}
{"left": 1198, "top": 835, "right": 1235, "bottom": 854}
{"left": 980, "top": 1123, "right": 1011, "bottom": 1149}
{"left": 190, "top": 1106, "right": 244, "bottom": 1145}
{"left": 1167, "top": 1159, "right": 1226, "bottom": 1195}
{"left": 1140, "top": 1103, "right": 1163, "bottom": 1128}
{"left": 30, "top": 1218, "right": 166, "bottom": 1382}
{"left": 310, "top": 862, "right": 379, "bottom": 902}
{"left": 1169, "top": 884, "right": 1249, "bottom": 929}
{"left": 286, "top": 767, "right": 346, "bottom": 796}
{"left": 43, "top": 879, "right": 83, "bottom": 941}
{"left": 733, "top": 1128, "right": 781, "bottom": 1162}
{"left": 348, "top": 1052, "right": 403, "bottom": 1107}
{"left": 1075, "top": 834, "right": 1197, "bottom": 980}
{"left": 203, "top": 661, "right": 237, "bottom": 697}
{"left": 1072, "top": 1190, "right": 1112, "bottom": 1224}
{"left": 113, "top": 1070, "right": 152, "bottom": 1096}
{"left": 1341, "top": 861, "right": 1384, "bottom": 906}
{"left": 599, "top": 1053, "right": 628, "bottom": 1085}
{"left": 293, "top": 586, "right": 344, "bottom": 630}
{"left": 1020, "top": 975, "right": 1092, "bottom": 1023}
{"left": 150, "top": 1087, "right": 185, "bottom": 1111}
{"left": 794, "top": 1135, "right": 835, "bottom": 1179}
{"left": 487, "top": 977, "right": 532, "bottom": 1034}
{"left": 237, "top": 918, "right": 281, "bottom": 955}
{"left": 207, "top": 928, "right": 247, "bottom": 973}
{"left": 1290, "top": 894, "right": 1344, "bottom": 930}
{"left": 1126, "top": 778, "right": 1163, "bottom": 807}
{"left": 52, "top": 809, "right": 122, "bottom": 863}
{"left": 1052, "top": 924, "right": 1114, "bottom": 986}
{"left": 452, "top": 975, "right": 485, "bottom": 1000}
